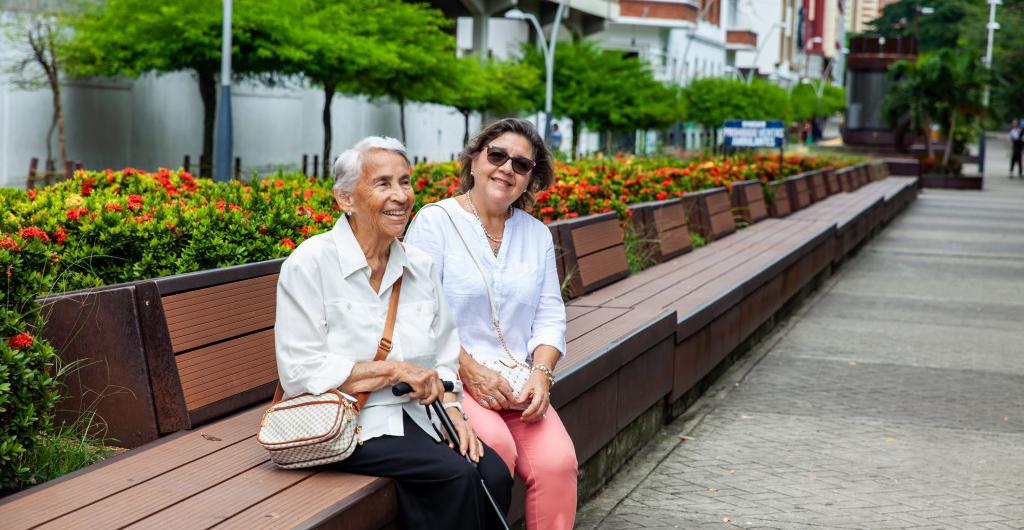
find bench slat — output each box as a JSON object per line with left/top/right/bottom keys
{"left": 570, "top": 218, "right": 623, "bottom": 256}
{"left": 0, "top": 408, "right": 263, "bottom": 529}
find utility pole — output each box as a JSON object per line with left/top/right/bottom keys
{"left": 978, "top": 0, "right": 1000, "bottom": 175}
{"left": 214, "top": 0, "right": 233, "bottom": 181}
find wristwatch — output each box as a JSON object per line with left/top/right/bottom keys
{"left": 442, "top": 401, "right": 467, "bottom": 420}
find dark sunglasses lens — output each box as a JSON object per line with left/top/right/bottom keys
{"left": 486, "top": 149, "right": 508, "bottom": 167}
{"left": 511, "top": 158, "right": 534, "bottom": 175}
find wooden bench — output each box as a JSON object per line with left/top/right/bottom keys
{"left": 683, "top": 187, "right": 737, "bottom": 242}
{"left": 548, "top": 212, "right": 630, "bottom": 297}
{"left": 783, "top": 173, "right": 813, "bottom": 211}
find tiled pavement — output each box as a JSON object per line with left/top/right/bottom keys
{"left": 577, "top": 140, "right": 1024, "bottom": 530}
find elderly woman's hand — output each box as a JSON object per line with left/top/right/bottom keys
{"left": 392, "top": 361, "right": 445, "bottom": 405}
{"left": 459, "top": 352, "right": 516, "bottom": 410}
{"left": 516, "top": 369, "right": 552, "bottom": 423}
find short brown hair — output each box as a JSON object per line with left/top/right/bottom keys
{"left": 458, "top": 118, "right": 555, "bottom": 211}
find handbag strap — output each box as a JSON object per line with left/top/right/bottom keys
{"left": 415, "top": 201, "right": 523, "bottom": 368}
{"left": 271, "top": 275, "right": 403, "bottom": 410}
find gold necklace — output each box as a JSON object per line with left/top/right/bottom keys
{"left": 465, "top": 194, "right": 509, "bottom": 245}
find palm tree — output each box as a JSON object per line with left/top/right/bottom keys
{"left": 930, "top": 47, "right": 987, "bottom": 166}
{"left": 883, "top": 57, "right": 938, "bottom": 157}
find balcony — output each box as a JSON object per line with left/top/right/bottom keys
{"left": 726, "top": 30, "right": 757, "bottom": 50}
{"left": 616, "top": 0, "right": 700, "bottom": 27}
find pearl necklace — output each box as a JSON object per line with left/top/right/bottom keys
{"left": 465, "top": 194, "right": 509, "bottom": 249}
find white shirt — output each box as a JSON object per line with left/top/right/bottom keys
{"left": 274, "top": 214, "right": 461, "bottom": 442}
{"left": 404, "top": 198, "right": 566, "bottom": 364}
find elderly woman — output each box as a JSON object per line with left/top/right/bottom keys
{"left": 274, "top": 136, "right": 512, "bottom": 529}
{"left": 406, "top": 119, "right": 578, "bottom": 529}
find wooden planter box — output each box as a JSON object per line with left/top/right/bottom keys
{"left": 920, "top": 174, "right": 984, "bottom": 190}
{"left": 824, "top": 168, "right": 842, "bottom": 195}
{"left": 766, "top": 180, "right": 792, "bottom": 218}
{"left": 836, "top": 166, "right": 857, "bottom": 192}
{"left": 806, "top": 168, "right": 829, "bottom": 203}
{"left": 728, "top": 180, "right": 769, "bottom": 225}
{"left": 886, "top": 158, "right": 921, "bottom": 177}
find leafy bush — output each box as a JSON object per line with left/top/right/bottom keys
{"left": 0, "top": 227, "right": 62, "bottom": 493}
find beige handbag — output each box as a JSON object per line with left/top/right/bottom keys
{"left": 419, "top": 203, "right": 533, "bottom": 406}
{"left": 257, "top": 277, "right": 402, "bottom": 469}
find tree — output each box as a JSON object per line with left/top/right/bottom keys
{"left": 437, "top": 57, "right": 541, "bottom": 145}
{"left": 64, "top": 0, "right": 301, "bottom": 177}
{"left": 930, "top": 47, "right": 987, "bottom": 165}
{"left": 685, "top": 78, "right": 789, "bottom": 128}
{"left": 883, "top": 56, "right": 939, "bottom": 156}
{"left": 523, "top": 40, "right": 680, "bottom": 157}
{"left": 3, "top": 8, "right": 69, "bottom": 174}
{"left": 870, "top": 0, "right": 983, "bottom": 52}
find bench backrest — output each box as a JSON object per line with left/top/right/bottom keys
{"left": 824, "top": 168, "right": 842, "bottom": 195}
{"left": 767, "top": 180, "right": 792, "bottom": 218}
{"left": 729, "top": 180, "right": 768, "bottom": 225}
{"left": 550, "top": 212, "right": 630, "bottom": 297}
{"left": 630, "top": 199, "right": 693, "bottom": 262}
{"left": 784, "top": 174, "right": 812, "bottom": 211}
{"left": 807, "top": 169, "right": 828, "bottom": 202}
{"left": 684, "top": 187, "right": 736, "bottom": 242}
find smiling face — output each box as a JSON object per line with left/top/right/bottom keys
{"left": 469, "top": 132, "right": 534, "bottom": 209}
{"left": 335, "top": 149, "right": 414, "bottom": 241}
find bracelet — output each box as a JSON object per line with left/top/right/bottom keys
{"left": 442, "top": 401, "right": 467, "bottom": 420}
{"left": 532, "top": 364, "right": 555, "bottom": 386}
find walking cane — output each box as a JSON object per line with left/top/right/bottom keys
{"left": 392, "top": 382, "right": 512, "bottom": 530}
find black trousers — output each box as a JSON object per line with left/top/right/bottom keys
{"left": 327, "top": 412, "right": 513, "bottom": 530}
{"left": 1011, "top": 148, "right": 1022, "bottom": 176}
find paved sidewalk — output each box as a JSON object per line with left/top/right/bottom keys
{"left": 577, "top": 139, "right": 1024, "bottom": 530}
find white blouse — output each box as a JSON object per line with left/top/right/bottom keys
{"left": 274, "top": 214, "right": 462, "bottom": 442}
{"left": 404, "top": 198, "right": 567, "bottom": 364}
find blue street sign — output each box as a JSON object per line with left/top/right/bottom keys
{"left": 723, "top": 120, "right": 785, "bottom": 148}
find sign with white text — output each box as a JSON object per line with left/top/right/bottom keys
{"left": 722, "top": 120, "right": 785, "bottom": 148}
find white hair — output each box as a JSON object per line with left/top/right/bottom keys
{"left": 332, "top": 136, "right": 410, "bottom": 193}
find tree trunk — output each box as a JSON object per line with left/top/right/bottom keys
{"left": 571, "top": 120, "right": 581, "bottom": 161}
{"left": 197, "top": 69, "right": 217, "bottom": 178}
{"left": 322, "top": 82, "right": 336, "bottom": 178}
{"left": 462, "top": 110, "right": 470, "bottom": 146}
{"left": 46, "top": 30, "right": 66, "bottom": 170}
{"left": 942, "top": 111, "right": 957, "bottom": 168}
{"left": 399, "top": 97, "right": 407, "bottom": 144}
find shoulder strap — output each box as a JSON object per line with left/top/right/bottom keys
{"left": 272, "top": 276, "right": 403, "bottom": 409}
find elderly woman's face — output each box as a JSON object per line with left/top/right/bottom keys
{"left": 471, "top": 132, "right": 534, "bottom": 207}
{"left": 338, "top": 150, "right": 414, "bottom": 240}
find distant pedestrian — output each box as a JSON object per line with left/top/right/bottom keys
{"left": 549, "top": 122, "right": 563, "bottom": 151}
{"left": 1011, "top": 119, "right": 1023, "bottom": 178}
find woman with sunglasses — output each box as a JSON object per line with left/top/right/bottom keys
{"left": 405, "top": 118, "right": 577, "bottom": 529}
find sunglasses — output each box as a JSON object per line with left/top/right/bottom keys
{"left": 485, "top": 145, "right": 535, "bottom": 176}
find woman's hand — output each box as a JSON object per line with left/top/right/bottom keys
{"left": 392, "top": 361, "right": 444, "bottom": 405}
{"left": 515, "top": 369, "right": 552, "bottom": 423}
{"left": 445, "top": 404, "right": 484, "bottom": 463}
{"left": 459, "top": 352, "right": 516, "bottom": 410}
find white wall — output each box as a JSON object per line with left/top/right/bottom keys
{"left": 734, "top": 0, "right": 786, "bottom": 78}
{"left": 0, "top": 66, "right": 481, "bottom": 188}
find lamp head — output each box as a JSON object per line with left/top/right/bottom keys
{"left": 504, "top": 8, "right": 528, "bottom": 20}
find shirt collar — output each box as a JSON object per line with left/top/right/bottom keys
{"left": 330, "top": 214, "right": 411, "bottom": 286}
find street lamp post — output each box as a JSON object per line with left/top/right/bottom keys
{"left": 505, "top": 0, "right": 568, "bottom": 145}
{"left": 214, "top": 0, "right": 233, "bottom": 181}
{"left": 978, "top": 0, "right": 1000, "bottom": 175}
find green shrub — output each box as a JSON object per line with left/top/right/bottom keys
{"left": 0, "top": 224, "right": 62, "bottom": 494}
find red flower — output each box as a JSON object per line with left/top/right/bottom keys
{"left": 280, "top": 238, "right": 296, "bottom": 249}
{"left": 19, "top": 227, "right": 51, "bottom": 242}
{"left": 300, "top": 225, "right": 316, "bottom": 237}
{"left": 123, "top": 167, "right": 138, "bottom": 175}
{"left": 80, "top": 177, "right": 96, "bottom": 196}
{"left": 274, "top": 179, "right": 285, "bottom": 188}
{"left": 105, "top": 203, "right": 123, "bottom": 212}
{"left": 53, "top": 227, "right": 68, "bottom": 245}
{"left": 258, "top": 226, "right": 269, "bottom": 234}
{"left": 416, "top": 178, "right": 428, "bottom": 191}
{"left": 27, "top": 189, "right": 37, "bottom": 201}
{"left": 127, "top": 194, "right": 144, "bottom": 211}
{"left": 66, "top": 208, "right": 90, "bottom": 221}
{"left": 314, "top": 213, "right": 334, "bottom": 224}
{"left": 0, "top": 237, "right": 21, "bottom": 252}
{"left": 7, "top": 333, "right": 33, "bottom": 350}
{"left": 656, "top": 191, "right": 668, "bottom": 201}
{"left": 303, "top": 189, "right": 317, "bottom": 201}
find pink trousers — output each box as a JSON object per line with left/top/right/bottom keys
{"left": 464, "top": 395, "right": 578, "bottom": 530}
